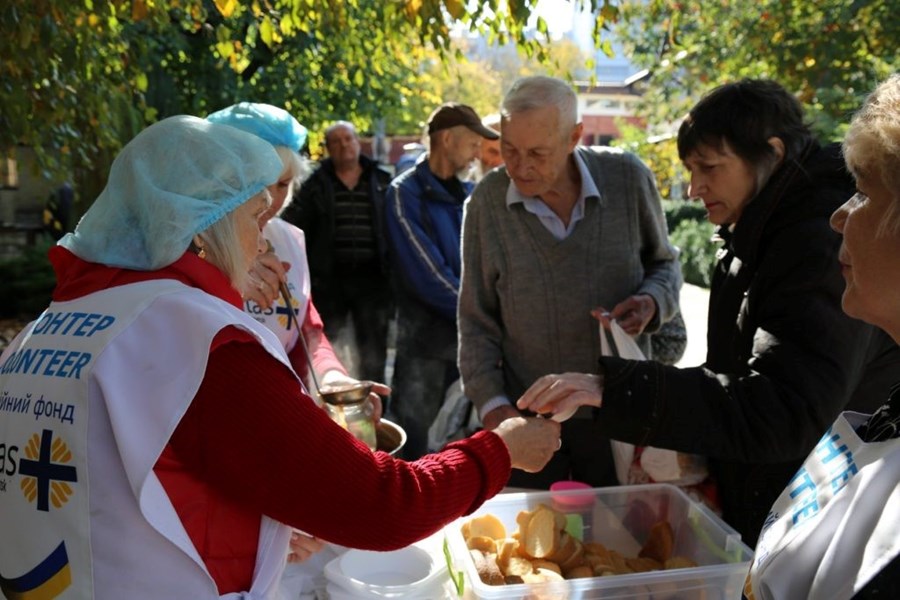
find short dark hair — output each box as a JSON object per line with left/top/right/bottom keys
{"left": 677, "top": 79, "right": 812, "bottom": 167}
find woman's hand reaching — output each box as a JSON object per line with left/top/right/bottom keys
{"left": 516, "top": 373, "right": 603, "bottom": 422}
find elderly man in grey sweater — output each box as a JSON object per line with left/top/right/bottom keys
{"left": 459, "top": 75, "right": 682, "bottom": 488}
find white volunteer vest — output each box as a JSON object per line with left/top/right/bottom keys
{"left": 747, "top": 412, "right": 900, "bottom": 600}
{"left": 244, "top": 218, "right": 311, "bottom": 353}
{"left": 0, "top": 280, "right": 295, "bottom": 599}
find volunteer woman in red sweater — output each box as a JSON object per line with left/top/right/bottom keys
{"left": 0, "top": 115, "right": 560, "bottom": 599}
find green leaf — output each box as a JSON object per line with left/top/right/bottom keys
{"left": 443, "top": 536, "right": 464, "bottom": 596}
{"left": 599, "top": 3, "right": 618, "bottom": 24}
{"left": 260, "top": 18, "right": 274, "bottom": 47}
{"left": 214, "top": 0, "right": 237, "bottom": 18}
{"left": 216, "top": 41, "right": 234, "bottom": 58}
{"left": 279, "top": 14, "right": 293, "bottom": 35}
{"left": 445, "top": 0, "right": 465, "bottom": 20}
{"left": 599, "top": 38, "right": 613, "bottom": 57}
{"left": 18, "top": 20, "right": 33, "bottom": 49}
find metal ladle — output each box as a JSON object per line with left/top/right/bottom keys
{"left": 266, "top": 239, "right": 322, "bottom": 399}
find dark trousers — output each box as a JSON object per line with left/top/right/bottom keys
{"left": 316, "top": 273, "right": 392, "bottom": 384}
{"left": 390, "top": 351, "right": 458, "bottom": 460}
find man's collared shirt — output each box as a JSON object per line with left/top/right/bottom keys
{"left": 479, "top": 150, "right": 603, "bottom": 419}
{"left": 504, "top": 150, "right": 602, "bottom": 240}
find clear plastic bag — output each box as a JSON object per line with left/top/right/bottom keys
{"left": 427, "top": 379, "right": 481, "bottom": 452}
{"left": 602, "top": 320, "right": 708, "bottom": 486}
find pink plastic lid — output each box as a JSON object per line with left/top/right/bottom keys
{"left": 550, "top": 480, "right": 595, "bottom": 509}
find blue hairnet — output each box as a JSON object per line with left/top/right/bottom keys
{"left": 206, "top": 102, "right": 308, "bottom": 152}
{"left": 59, "top": 115, "right": 283, "bottom": 270}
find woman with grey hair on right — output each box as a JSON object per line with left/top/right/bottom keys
{"left": 747, "top": 73, "right": 900, "bottom": 600}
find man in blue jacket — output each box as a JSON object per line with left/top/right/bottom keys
{"left": 385, "top": 103, "right": 499, "bottom": 459}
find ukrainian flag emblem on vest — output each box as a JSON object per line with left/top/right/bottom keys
{"left": 0, "top": 541, "right": 72, "bottom": 599}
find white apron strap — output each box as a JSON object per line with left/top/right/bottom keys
{"left": 748, "top": 412, "right": 900, "bottom": 600}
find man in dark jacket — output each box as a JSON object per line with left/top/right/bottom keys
{"left": 283, "top": 121, "right": 393, "bottom": 383}
{"left": 384, "top": 103, "right": 499, "bottom": 459}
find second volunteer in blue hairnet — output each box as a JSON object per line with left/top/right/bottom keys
{"left": 207, "top": 103, "right": 390, "bottom": 404}
{"left": 205, "top": 102, "right": 392, "bottom": 589}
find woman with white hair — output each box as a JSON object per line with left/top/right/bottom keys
{"left": 206, "top": 103, "right": 394, "bottom": 580}
{"left": 0, "top": 116, "right": 560, "bottom": 599}
{"left": 206, "top": 103, "right": 385, "bottom": 409}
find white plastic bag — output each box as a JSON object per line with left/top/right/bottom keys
{"left": 602, "top": 320, "right": 707, "bottom": 486}
{"left": 601, "top": 321, "right": 642, "bottom": 485}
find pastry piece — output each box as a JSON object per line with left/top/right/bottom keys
{"left": 523, "top": 505, "right": 562, "bottom": 558}
{"left": 564, "top": 565, "right": 594, "bottom": 579}
{"left": 664, "top": 555, "right": 699, "bottom": 570}
{"left": 639, "top": 521, "right": 674, "bottom": 563}
{"left": 466, "top": 535, "right": 496, "bottom": 554}
{"left": 522, "top": 567, "right": 566, "bottom": 583}
{"left": 626, "top": 556, "right": 663, "bottom": 573}
{"left": 505, "top": 556, "right": 536, "bottom": 578}
{"left": 552, "top": 533, "right": 585, "bottom": 573}
{"left": 608, "top": 550, "right": 634, "bottom": 575}
{"left": 471, "top": 549, "right": 505, "bottom": 586}
{"left": 467, "top": 513, "right": 507, "bottom": 541}
{"left": 530, "top": 559, "right": 562, "bottom": 575}
{"left": 461, "top": 510, "right": 696, "bottom": 586}
{"left": 496, "top": 537, "right": 520, "bottom": 569}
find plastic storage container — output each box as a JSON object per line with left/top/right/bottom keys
{"left": 444, "top": 483, "right": 753, "bottom": 600}
{"left": 323, "top": 532, "right": 454, "bottom": 598}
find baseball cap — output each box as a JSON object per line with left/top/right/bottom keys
{"left": 427, "top": 103, "right": 500, "bottom": 139}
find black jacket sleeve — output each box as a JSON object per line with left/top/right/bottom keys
{"left": 593, "top": 218, "right": 896, "bottom": 464}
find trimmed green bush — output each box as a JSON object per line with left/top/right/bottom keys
{"left": 663, "top": 200, "right": 718, "bottom": 289}
{"left": 662, "top": 199, "right": 708, "bottom": 231}
{"left": 670, "top": 219, "right": 717, "bottom": 288}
